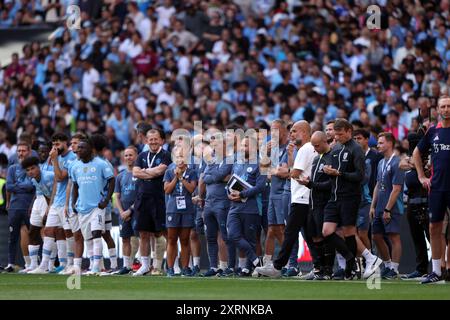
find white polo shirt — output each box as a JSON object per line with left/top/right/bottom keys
{"left": 291, "top": 142, "right": 317, "bottom": 205}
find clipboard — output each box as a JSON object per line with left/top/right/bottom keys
{"left": 226, "top": 174, "right": 254, "bottom": 203}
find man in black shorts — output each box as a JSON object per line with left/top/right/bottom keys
{"left": 322, "top": 119, "right": 380, "bottom": 280}
{"left": 132, "top": 129, "right": 172, "bottom": 276}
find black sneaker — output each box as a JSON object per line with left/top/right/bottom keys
{"left": 446, "top": 269, "right": 450, "bottom": 282}
{"left": 314, "top": 270, "right": 332, "bottom": 280}
{"left": 220, "top": 267, "right": 235, "bottom": 277}
{"left": 239, "top": 268, "right": 251, "bottom": 277}
{"left": 181, "top": 267, "right": 193, "bottom": 277}
{"left": 345, "top": 259, "right": 356, "bottom": 280}
{"left": 115, "top": 267, "right": 132, "bottom": 275}
{"left": 4, "top": 266, "right": 14, "bottom": 273}
{"left": 421, "top": 272, "right": 444, "bottom": 284}
{"left": 355, "top": 258, "right": 362, "bottom": 280}
{"left": 332, "top": 268, "right": 345, "bottom": 280}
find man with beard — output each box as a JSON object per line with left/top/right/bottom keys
{"left": 29, "top": 133, "right": 76, "bottom": 274}
{"left": 4, "top": 142, "right": 34, "bottom": 272}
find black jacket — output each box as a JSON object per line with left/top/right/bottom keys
{"left": 307, "top": 150, "right": 332, "bottom": 209}
{"left": 329, "top": 139, "right": 365, "bottom": 201}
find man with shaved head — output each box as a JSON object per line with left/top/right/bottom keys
{"left": 296, "top": 131, "right": 333, "bottom": 279}
{"left": 256, "top": 120, "right": 317, "bottom": 277}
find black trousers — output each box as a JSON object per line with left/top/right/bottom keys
{"left": 406, "top": 200, "right": 430, "bottom": 274}
{"left": 274, "top": 203, "right": 309, "bottom": 270}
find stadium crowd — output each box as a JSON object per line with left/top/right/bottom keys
{"left": 0, "top": 0, "right": 450, "bottom": 284}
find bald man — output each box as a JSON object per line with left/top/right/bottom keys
{"left": 256, "top": 121, "right": 317, "bottom": 277}
{"left": 297, "top": 131, "right": 333, "bottom": 279}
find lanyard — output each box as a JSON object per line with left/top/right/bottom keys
{"left": 147, "top": 147, "right": 162, "bottom": 168}
{"left": 177, "top": 170, "right": 187, "bottom": 194}
{"left": 381, "top": 154, "right": 395, "bottom": 185}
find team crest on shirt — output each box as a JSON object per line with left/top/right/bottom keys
{"left": 90, "top": 167, "right": 96, "bottom": 172}
{"left": 132, "top": 177, "right": 138, "bottom": 182}
{"left": 246, "top": 167, "right": 253, "bottom": 173}
{"left": 83, "top": 167, "right": 88, "bottom": 173}
{"left": 167, "top": 215, "right": 172, "bottom": 222}
{"left": 155, "top": 159, "right": 161, "bottom": 165}
{"left": 343, "top": 152, "right": 348, "bottom": 160}
{"left": 319, "top": 163, "right": 324, "bottom": 172}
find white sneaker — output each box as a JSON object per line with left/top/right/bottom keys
{"left": 254, "top": 265, "right": 282, "bottom": 278}
{"left": 252, "top": 269, "right": 260, "bottom": 278}
{"left": 28, "top": 267, "right": 49, "bottom": 274}
{"left": 363, "top": 256, "right": 382, "bottom": 279}
{"left": 19, "top": 266, "right": 36, "bottom": 274}
{"left": 132, "top": 265, "right": 150, "bottom": 276}
{"left": 85, "top": 268, "right": 100, "bottom": 276}
{"left": 61, "top": 265, "right": 79, "bottom": 275}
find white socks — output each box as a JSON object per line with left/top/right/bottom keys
{"left": 391, "top": 262, "right": 399, "bottom": 273}
{"left": 383, "top": 260, "right": 391, "bottom": 269}
{"left": 49, "top": 241, "right": 57, "bottom": 270}
{"left": 141, "top": 256, "right": 150, "bottom": 269}
{"left": 174, "top": 256, "right": 181, "bottom": 273}
{"left": 263, "top": 255, "right": 272, "bottom": 266}
{"left": 238, "top": 258, "right": 246, "bottom": 269}
{"left": 74, "top": 258, "right": 82, "bottom": 269}
{"left": 362, "top": 249, "right": 375, "bottom": 262}
{"left": 336, "top": 253, "right": 346, "bottom": 269}
{"left": 66, "top": 237, "right": 75, "bottom": 266}
{"left": 23, "top": 256, "right": 31, "bottom": 269}
{"left": 40, "top": 237, "right": 54, "bottom": 269}
{"left": 92, "top": 238, "right": 103, "bottom": 271}
{"left": 123, "top": 256, "right": 131, "bottom": 269}
{"left": 432, "top": 259, "right": 442, "bottom": 276}
{"left": 193, "top": 256, "right": 200, "bottom": 267}
{"left": 219, "top": 260, "right": 227, "bottom": 270}
{"left": 109, "top": 248, "right": 117, "bottom": 269}
{"left": 86, "top": 240, "right": 94, "bottom": 269}
{"left": 28, "top": 244, "right": 40, "bottom": 269}
{"left": 56, "top": 240, "right": 67, "bottom": 267}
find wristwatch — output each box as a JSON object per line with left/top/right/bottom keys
{"left": 384, "top": 208, "right": 391, "bottom": 213}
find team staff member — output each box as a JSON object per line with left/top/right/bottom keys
{"left": 163, "top": 146, "right": 198, "bottom": 277}
{"left": 256, "top": 121, "right": 316, "bottom": 277}
{"left": 114, "top": 146, "right": 139, "bottom": 275}
{"left": 189, "top": 134, "right": 207, "bottom": 276}
{"left": 263, "top": 120, "right": 289, "bottom": 268}
{"left": 370, "top": 133, "right": 405, "bottom": 279}
{"left": 202, "top": 132, "right": 234, "bottom": 277}
{"left": 5, "top": 142, "right": 34, "bottom": 272}
{"left": 227, "top": 136, "right": 266, "bottom": 276}
{"left": 414, "top": 95, "right": 450, "bottom": 284}
{"left": 298, "top": 131, "right": 333, "bottom": 280}
{"left": 322, "top": 119, "right": 380, "bottom": 280}
{"left": 132, "top": 129, "right": 172, "bottom": 276}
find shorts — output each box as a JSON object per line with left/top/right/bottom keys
{"left": 66, "top": 209, "right": 80, "bottom": 233}
{"left": 30, "top": 195, "right": 48, "bottom": 227}
{"left": 79, "top": 207, "right": 105, "bottom": 240}
{"left": 429, "top": 190, "right": 450, "bottom": 223}
{"left": 105, "top": 207, "right": 112, "bottom": 231}
{"left": 46, "top": 206, "right": 71, "bottom": 230}
{"left": 307, "top": 206, "right": 325, "bottom": 239}
{"left": 282, "top": 191, "right": 291, "bottom": 222}
{"left": 166, "top": 212, "right": 195, "bottom": 228}
{"left": 323, "top": 198, "right": 360, "bottom": 227}
{"left": 119, "top": 209, "right": 138, "bottom": 238}
{"left": 372, "top": 210, "right": 401, "bottom": 235}
{"left": 268, "top": 197, "right": 285, "bottom": 225}
{"left": 357, "top": 203, "right": 371, "bottom": 231}
{"left": 135, "top": 194, "right": 166, "bottom": 233}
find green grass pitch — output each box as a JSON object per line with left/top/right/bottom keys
{"left": 0, "top": 274, "right": 449, "bottom": 300}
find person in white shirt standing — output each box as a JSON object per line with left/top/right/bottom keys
{"left": 81, "top": 59, "right": 99, "bottom": 101}
{"left": 256, "top": 121, "right": 317, "bottom": 277}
